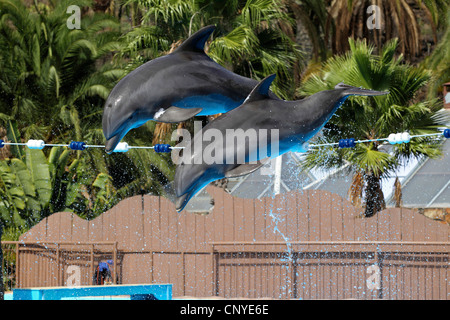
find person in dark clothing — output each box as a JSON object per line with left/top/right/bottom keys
{"left": 93, "top": 260, "right": 113, "bottom": 285}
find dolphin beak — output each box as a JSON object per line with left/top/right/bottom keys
{"left": 105, "top": 134, "right": 123, "bottom": 154}
{"left": 103, "top": 109, "right": 132, "bottom": 154}
{"left": 175, "top": 193, "right": 190, "bottom": 213}
{"left": 346, "top": 88, "right": 390, "bottom": 96}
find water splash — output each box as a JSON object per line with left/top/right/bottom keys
{"left": 268, "top": 208, "right": 292, "bottom": 258}
{"left": 267, "top": 206, "right": 294, "bottom": 298}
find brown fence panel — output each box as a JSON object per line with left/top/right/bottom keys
{"left": 5, "top": 187, "right": 448, "bottom": 299}
{"left": 3, "top": 242, "right": 118, "bottom": 288}
{"left": 211, "top": 242, "right": 448, "bottom": 299}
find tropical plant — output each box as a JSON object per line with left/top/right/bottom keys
{"left": 122, "top": 0, "right": 303, "bottom": 98}
{"left": 0, "top": 0, "right": 179, "bottom": 223}
{"left": 325, "top": 0, "right": 450, "bottom": 61}
{"left": 423, "top": 9, "right": 450, "bottom": 98}
{"left": 286, "top": 0, "right": 329, "bottom": 62}
{"left": 0, "top": 0, "right": 125, "bottom": 165}
{"left": 0, "top": 145, "right": 119, "bottom": 228}
{"left": 120, "top": 0, "right": 304, "bottom": 146}
{"left": 298, "top": 38, "right": 449, "bottom": 217}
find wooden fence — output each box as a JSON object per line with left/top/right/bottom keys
{"left": 4, "top": 187, "right": 449, "bottom": 299}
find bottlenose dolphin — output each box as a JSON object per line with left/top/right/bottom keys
{"left": 174, "top": 74, "right": 389, "bottom": 212}
{"left": 102, "top": 25, "right": 278, "bottom": 153}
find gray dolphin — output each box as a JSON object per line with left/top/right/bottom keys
{"left": 174, "top": 74, "right": 389, "bottom": 212}
{"left": 102, "top": 25, "right": 278, "bottom": 153}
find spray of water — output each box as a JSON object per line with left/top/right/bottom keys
{"left": 267, "top": 205, "right": 294, "bottom": 298}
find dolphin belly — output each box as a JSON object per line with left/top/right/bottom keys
{"left": 172, "top": 93, "right": 244, "bottom": 115}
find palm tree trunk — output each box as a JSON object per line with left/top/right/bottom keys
{"left": 363, "top": 171, "right": 386, "bottom": 217}
{"left": 348, "top": 171, "right": 364, "bottom": 207}
{"left": 393, "top": 176, "right": 403, "bottom": 207}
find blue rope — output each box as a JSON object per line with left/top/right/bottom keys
{"left": 309, "top": 131, "right": 449, "bottom": 149}
{"left": 0, "top": 129, "right": 448, "bottom": 153}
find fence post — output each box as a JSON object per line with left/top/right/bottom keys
{"left": 292, "top": 252, "right": 298, "bottom": 299}
{"left": 375, "top": 246, "right": 383, "bottom": 299}
{"left": 15, "top": 243, "right": 19, "bottom": 288}
{"left": 210, "top": 244, "right": 217, "bottom": 297}
{"left": 90, "top": 244, "right": 95, "bottom": 285}
{"left": 0, "top": 223, "right": 3, "bottom": 300}
{"left": 113, "top": 242, "right": 117, "bottom": 284}
{"left": 182, "top": 252, "right": 186, "bottom": 296}
{"left": 56, "top": 243, "right": 60, "bottom": 286}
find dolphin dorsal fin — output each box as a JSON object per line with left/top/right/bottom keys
{"left": 244, "top": 74, "right": 276, "bottom": 104}
{"left": 175, "top": 25, "right": 216, "bottom": 53}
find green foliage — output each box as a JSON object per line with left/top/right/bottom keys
{"left": 422, "top": 9, "right": 450, "bottom": 98}
{"left": 0, "top": 146, "right": 120, "bottom": 227}
{"left": 121, "top": 0, "right": 303, "bottom": 99}
{"left": 299, "top": 38, "right": 449, "bottom": 216}
{"left": 0, "top": 0, "right": 125, "bottom": 228}
{"left": 0, "top": 0, "right": 448, "bottom": 226}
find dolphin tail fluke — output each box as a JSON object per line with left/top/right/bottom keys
{"left": 175, "top": 184, "right": 206, "bottom": 213}
{"left": 335, "top": 82, "right": 389, "bottom": 96}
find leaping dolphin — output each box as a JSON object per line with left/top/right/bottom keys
{"left": 174, "top": 74, "right": 389, "bottom": 212}
{"left": 102, "top": 25, "right": 278, "bottom": 153}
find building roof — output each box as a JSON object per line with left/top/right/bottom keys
{"left": 395, "top": 139, "right": 450, "bottom": 208}
{"left": 184, "top": 137, "right": 450, "bottom": 213}
{"left": 183, "top": 153, "right": 316, "bottom": 214}
{"left": 227, "top": 153, "right": 316, "bottom": 199}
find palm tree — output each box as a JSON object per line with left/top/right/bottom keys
{"left": 122, "top": 0, "right": 303, "bottom": 98}
{"left": 0, "top": 0, "right": 122, "bottom": 144}
{"left": 422, "top": 9, "right": 450, "bottom": 99}
{"left": 298, "top": 38, "right": 449, "bottom": 217}
{"left": 119, "top": 0, "right": 303, "bottom": 146}
{"left": 285, "top": 0, "right": 329, "bottom": 62}
{"left": 326, "top": 0, "right": 450, "bottom": 61}
{"left": 0, "top": 0, "right": 150, "bottom": 224}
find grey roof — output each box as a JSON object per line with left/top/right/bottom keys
{"left": 184, "top": 137, "right": 450, "bottom": 213}
{"left": 303, "top": 139, "right": 450, "bottom": 208}
{"left": 395, "top": 139, "right": 450, "bottom": 208}
{"left": 183, "top": 187, "right": 215, "bottom": 214}
{"left": 227, "top": 153, "right": 316, "bottom": 199}
{"left": 184, "top": 153, "right": 316, "bottom": 214}
{"left": 301, "top": 164, "right": 354, "bottom": 199}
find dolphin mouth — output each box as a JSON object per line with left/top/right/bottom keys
{"left": 175, "top": 193, "right": 189, "bottom": 213}
{"left": 345, "top": 87, "right": 390, "bottom": 96}
{"left": 105, "top": 134, "right": 123, "bottom": 154}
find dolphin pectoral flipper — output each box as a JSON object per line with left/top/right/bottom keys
{"left": 225, "top": 158, "right": 270, "bottom": 178}
{"left": 156, "top": 106, "right": 203, "bottom": 123}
